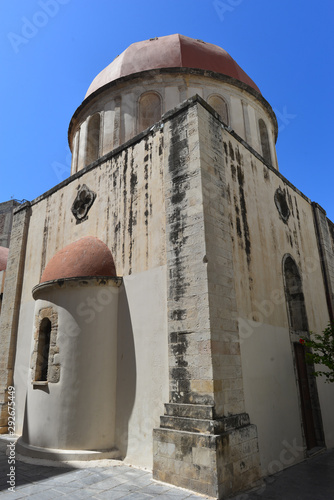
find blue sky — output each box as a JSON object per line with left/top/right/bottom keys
{"left": 1, "top": 0, "right": 334, "bottom": 218}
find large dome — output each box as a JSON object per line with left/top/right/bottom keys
{"left": 40, "top": 236, "right": 116, "bottom": 283}
{"left": 85, "top": 34, "right": 260, "bottom": 98}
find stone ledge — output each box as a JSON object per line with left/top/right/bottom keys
{"left": 160, "top": 412, "right": 250, "bottom": 435}
{"left": 165, "top": 403, "right": 214, "bottom": 419}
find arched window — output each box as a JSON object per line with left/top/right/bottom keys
{"left": 138, "top": 92, "right": 162, "bottom": 132}
{"left": 283, "top": 256, "right": 308, "bottom": 332}
{"left": 259, "top": 118, "right": 272, "bottom": 164}
{"left": 208, "top": 95, "right": 229, "bottom": 124}
{"left": 85, "top": 113, "right": 101, "bottom": 166}
{"left": 35, "top": 317, "right": 51, "bottom": 382}
{"left": 71, "top": 129, "right": 80, "bottom": 174}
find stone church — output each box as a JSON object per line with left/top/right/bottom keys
{"left": 1, "top": 34, "right": 334, "bottom": 498}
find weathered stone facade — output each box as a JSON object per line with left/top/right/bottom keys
{"left": 152, "top": 102, "right": 261, "bottom": 497}
{"left": 1, "top": 35, "right": 334, "bottom": 499}
{"left": 0, "top": 204, "right": 30, "bottom": 433}
{"left": 0, "top": 200, "right": 22, "bottom": 248}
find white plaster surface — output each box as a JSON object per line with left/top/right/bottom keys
{"left": 14, "top": 266, "right": 169, "bottom": 469}
{"left": 314, "top": 368, "right": 334, "bottom": 449}
{"left": 13, "top": 301, "right": 35, "bottom": 435}
{"left": 240, "top": 322, "right": 305, "bottom": 472}
{"left": 116, "top": 265, "right": 169, "bottom": 469}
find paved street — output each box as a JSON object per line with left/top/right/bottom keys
{"left": 228, "top": 448, "right": 334, "bottom": 500}
{"left": 0, "top": 436, "right": 207, "bottom": 500}
{"left": 1, "top": 436, "right": 334, "bottom": 499}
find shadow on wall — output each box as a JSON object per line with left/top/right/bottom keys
{"left": 21, "top": 394, "right": 30, "bottom": 449}
{"left": 115, "top": 283, "right": 136, "bottom": 459}
{"left": 21, "top": 373, "right": 50, "bottom": 450}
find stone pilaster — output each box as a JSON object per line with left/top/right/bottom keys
{"left": 153, "top": 98, "right": 261, "bottom": 498}
{"left": 312, "top": 202, "right": 334, "bottom": 322}
{"left": 154, "top": 405, "right": 260, "bottom": 498}
{"left": 0, "top": 203, "right": 31, "bottom": 433}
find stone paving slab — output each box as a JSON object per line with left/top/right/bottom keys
{"left": 0, "top": 437, "right": 209, "bottom": 499}
{"left": 1, "top": 436, "right": 334, "bottom": 499}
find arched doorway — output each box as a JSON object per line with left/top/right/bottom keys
{"left": 283, "top": 255, "right": 324, "bottom": 451}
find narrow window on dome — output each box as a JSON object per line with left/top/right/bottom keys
{"left": 35, "top": 317, "right": 51, "bottom": 382}
{"left": 208, "top": 95, "right": 229, "bottom": 124}
{"left": 71, "top": 129, "right": 80, "bottom": 174}
{"left": 259, "top": 118, "right": 272, "bottom": 164}
{"left": 85, "top": 113, "right": 101, "bottom": 166}
{"left": 138, "top": 92, "right": 162, "bottom": 133}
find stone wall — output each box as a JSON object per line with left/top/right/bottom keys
{"left": 153, "top": 98, "right": 261, "bottom": 498}
{"left": 222, "top": 106, "right": 334, "bottom": 468}
{"left": 0, "top": 204, "right": 30, "bottom": 433}
{"left": 312, "top": 204, "right": 334, "bottom": 321}
{"left": 7, "top": 126, "right": 169, "bottom": 468}
{"left": 0, "top": 200, "right": 21, "bottom": 248}
{"left": 1, "top": 96, "right": 334, "bottom": 497}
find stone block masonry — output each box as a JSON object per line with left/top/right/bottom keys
{"left": 312, "top": 203, "right": 334, "bottom": 322}
{"left": 0, "top": 203, "right": 31, "bottom": 433}
{"left": 153, "top": 98, "right": 261, "bottom": 498}
{"left": 153, "top": 404, "right": 261, "bottom": 498}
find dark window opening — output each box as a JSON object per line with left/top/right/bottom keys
{"left": 35, "top": 317, "right": 51, "bottom": 382}
{"left": 259, "top": 118, "right": 272, "bottom": 164}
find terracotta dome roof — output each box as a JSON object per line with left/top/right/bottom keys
{"left": 0, "top": 246, "right": 9, "bottom": 272}
{"left": 40, "top": 237, "right": 116, "bottom": 283}
{"left": 85, "top": 34, "right": 260, "bottom": 98}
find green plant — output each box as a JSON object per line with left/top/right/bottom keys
{"left": 300, "top": 323, "right": 334, "bottom": 383}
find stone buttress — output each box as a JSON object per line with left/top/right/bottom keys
{"left": 153, "top": 99, "right": 261, "bottom": 498}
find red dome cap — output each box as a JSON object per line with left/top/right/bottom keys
{"left": 85, "top": 34, "right": 260, "bottom": 98}
{"left": 0, "top": 246, "right": 9, "bottom": 272}
{"left": 40, "top": 237, "right": 116, "bottom": 283}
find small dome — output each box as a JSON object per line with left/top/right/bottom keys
{"left": 0, "top": 246, "right": 9, "bottom": 272}
{"left": 85, "top": 34, "right": 260, "bottom": 98}
{"left": 40, "top": 237, "right": 116, "bottom": 283}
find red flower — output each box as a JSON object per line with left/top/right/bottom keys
{"left": 299, "top": 338, "right": 305, "bottom": 344}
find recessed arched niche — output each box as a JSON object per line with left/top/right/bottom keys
{"left": 259, "top": 118, "right": 272, "bottom": 164}
{"left": 85, "top": 113, "right": 101, "bottom": 166}
{"left": 138, "top": 92, "right": 162, "bottom": 133}
{"left": 208, "top": 94, "right": 229, "bottom": 124}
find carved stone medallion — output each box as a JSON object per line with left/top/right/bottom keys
{"left": 71, "top": 184, "right": 96, "bottom": 223}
